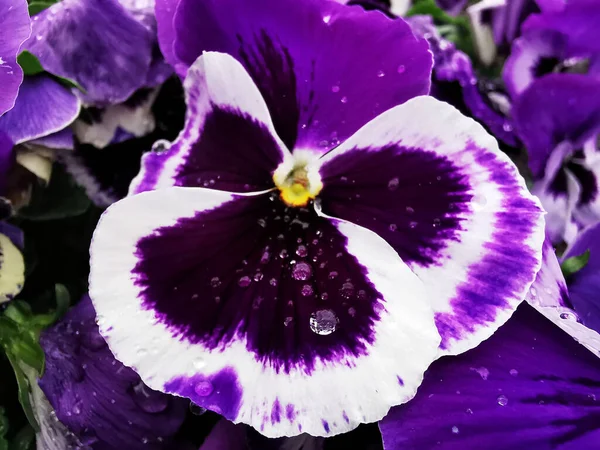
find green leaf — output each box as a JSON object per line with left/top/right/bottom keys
{"left": 28, "top": 0, "right": 58, "bottom": 16}
{"left": 10, "top": 339, "right": 45, "bottom": 374}
{"left": 3, "top": 302, "right": 33, "bottom": 326}
{"left": 8, "top": 425, "right": 34, "bottom": 450}
{"left": 561, "top": 249, "right": 591, "bottom": 278}
{"left": 16, "top": 52, "right": 44, "bottom": 77}
{"left": 17, "top": 165, "right": 91, "bottom": 221}
{"left": 31, "top": 284, "right": 71, "bottom": 328}
{"left": 5, "top": 353, "right": 39, "bottom": 432}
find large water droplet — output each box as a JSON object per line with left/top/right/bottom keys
{"left": 238, "top": 276, "right": 251, "bottom": 287}
{"left": 292, "top": 262, "right": 312, "bottom": 280}
{"left": 151, "top": 139, "right": 170, "bottom": 153}
{"left": 296, "top": 245, "right": 308, "bottom": 257}
{"left": 388, "top": 177, "right": 399, "bottom": 191}
{"left": 195, "top": 381, "right": 214, "bottom": 396}
{"left": 309, "top": 309, "right": 339, "bottom": 335}
{"left": 132, "top": 382, "right": 169, "bottom": 413}
{"left": 497, "top": 394, "right": 508, "bottom": 406}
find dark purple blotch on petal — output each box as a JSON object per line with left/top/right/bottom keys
{"left": 320, "top": 145, "right": 472, "bottom": 268}
{"left": 39, "top": 295, "right": 188, "bottom": 450}
{"left": 164, "top": 367, "right": 242, "bottom": 421}
{"left": 133, "top": 194, "right": 383, "bottom": 373}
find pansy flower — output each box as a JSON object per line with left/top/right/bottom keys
{"left": 89, "top": 0, "right": 544, "bottom": 438}
{"left": 503, "top": 0, "right": 600, "bottom": 99}
{"left": 513, "top": 73, "right": 600, "bottom": 243}
{"left": 39, "top": 295, "right": 189, "bottom": 449}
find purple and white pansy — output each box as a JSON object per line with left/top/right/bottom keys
{"left": 88, "top": 0, "right": 545, "bottom": 438}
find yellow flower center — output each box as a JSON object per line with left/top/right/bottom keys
{"left": 273, "top": 160, "right": 323, "bottom": 207}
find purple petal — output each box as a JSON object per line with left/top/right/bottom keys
{"left": 513, "top": 74, "right": 600, "bottom": 179}
{"left": 318, "top": 96, "right": 545, "bottom": 356}
{"left": 29, "top": 128, "right": 74, "bottom": 150}
{"left": 0, "top": 0, "right": 31, "bottom": 116}
{"left": 89, "top": 187, "right": 440, "bottom": 437}
{"left": 408, "top": 15, "right": 519, "bottom": 148}
{"left": 436, "top": 0, "right": 467, "bottom": 16}
{"left": 0, "top": 75, "right": 80, "bottom": 145}
{"left": 0, "top": 222, "right": 24, "bottom": 251}
{"left": 25, "top": 0, "right": 154, "bottom": 105}
{"left": 379, "top": 304, "right": 600, "bottom": 450}
{"left": 39, "top": 295, "right": 188, "bottom": 449}
{"left": 163, "top": 0, "right": 431, "bottom": 155}
{"left": 563, "top": 222, "right": 600, "bottom": 334}
{"left": 130, "top": 52, "right": 290, "bottom": 195}
{"left": 0, "top": 131, "right": 14, "bottom": 196}
{"left": 199, "top": 420, "right": 248, "bottom": 450}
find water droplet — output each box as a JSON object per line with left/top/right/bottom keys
{"left": 509, "top": 369, "right": 518, "bottom": 377}
{"left": 529, "top": 287, "right": 537, "bottom": 297}
{"left": 502, "top": 123, "right": 513, "bottom": 132}
{"left": 269, "top": 278, "right": 278, "bottom": 287}
{"left": 260, "top": 251, "right": 270, "bottom": 264}
{"left": 292, "top": 262, "right": 312, "bottom": 280}
{"left": 389, "top": 223, "right": 397, "bottom": 232}
{"left": 451, "top": 426, "right": 459, "bottom": 434}
{"left": 470, "top": 366, "right": 489, "bottom": 380}
{"left": 151, "top": 139, "right": 170, "bottom": 153}
{"left": 238, "top": 276, "right": 251, "bottom": 287}
{"left": 497, "top": 394, "right": 508, "bottom": 406}
{"left": 284, "top": 316, "right": 293, "bottom": 327}
{"left": 405, "top": 206, "right": 414, "bottom": 214}
{"left": 72, "top": 403, "right": 82, "bottom": 415}
{"left": 309, "top": 309, "right": 339, "bottom": 335}
{"left": 193, "top": 358, "right": 205, "bottom": 370}
{"left": 296, "top": 245, "right": 308, "bottom": 257}
{"left": 257, "top": 218, "right": 267, "bottom": 228}
{"left": 279, "top": 249, "right": 288, "bottom": 259}
{"left": 323, "top": 14, "right": 331, "bottom": 23}
{"left": 301, "top": 284, "right": 314, "bottom": 296}
{"left": 340, "top": 96, "right": 348, "bottom": 104}
{"left": 132, "top": 382, "right": 169, "bottom": 413}
{"left": 254, "top": 272, "right": 264, "bottom": 282}
{"left": 195, "top": 381, "right": 214, "bottom": 396}
{"left": 321, "top": 292, "right": 329, "bottom": 301}
{"left": 331, "top": 85, "right": 340, "bottom": 93}
{"left": 210, "top": 277, "right": 221, "bottom": 288}
{"left": 348, "top": 307, "right": 356, "bottom": 317}
{"left": 409, "top": 221, "right": 418, "bottom": 229}
{"left": 588, "top": 393, "right": 596, "bottom": 401}
{"left": 560, "top": 310, "right": 578, "bottom": 321}
{"left": 465, "top": 408, "right": 473, "bottom": 414}
{"left": 472, "top": 193, "right": 487, "bottom": 209}
{"left": 189, "top": 403, "right": 206, "bottom": 415}
{"left": 397, "top": 65, "right": 406, "bottom": 74}
{"left": 377, "top": 70, "right": 385, "bottom": 77}
{"left": 340, "top": 282, "right": 355, "bottom": 299}
{"left": 388, "top": 177, "right": 399, "bottom": 191}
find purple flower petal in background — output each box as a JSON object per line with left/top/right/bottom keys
{"left": 39, "top": 295, "right": 188, "bottom": 449}
{"left": 379, "top": 303, "right": 600, "bottom": 450}
{"left": 29, "top": 128, "right": 75, "bottom": 151}
{"left": 0, "top": 0, "right": 31, "bottom": 117}
{"left": 525, "top": 237, "right": 569, "bottom": 309}
{"left": 504, "top": 0, "right": 600, "bottom": 98}
{"left": 562, "top": 222, "right": 600, "bottom": 335}
{"left": 25, "top": 0, "right": 155, "bottom": 106}
{"left": 513, "top": 73, "right": 600, "bottom": 242}
{"left": 157, "top": 0, "right": 432, "bottom": 155}
{"left": 89, "top": 50, "right": 543, "bottom": 437}
{"left": 408, "top": 15, "right": 520, "bottom": 148}
{"left": 436, "top": 0, "right": 467, "bottom": 16}
{"left": 0, "top": 75, "right": 81, "bottom": 145}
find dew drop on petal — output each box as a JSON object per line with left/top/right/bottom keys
{"left": 189, "top": 403, "right": 207, "bottom": 415}
{"left": 405, "top": 206, "right": 414, "bottom": 214}
{"left": 254, "top": 272, "right": 264, "bottom": 282}
{"left": 451, "top": 426, "right": 459, "bottom": 434}
{"left": 465, "top": 408, "right": 473, "bottom": 415}
{"left": 348, "top": 307, "right": 356, "bottom": 317}
{"left": 497, "top": 394, "right": 508, "bottom": 406}
{"left": 151, "top": 139, "right": 170, "bottom": 153}
{"left": 560, "top": 310, "right": 578, "bottom": 321}
{"left": 195, "top": 381, "right": 214, "bottom": 396}
{"left": 238, "top": 276, "right": 251, "bottom": 287}
{"left": 509, "top": 369, "right": 518, "bottom": 376}
{"left": 292, "top": 262, "right": 312, "bottom": 280}
{"left": 470, "top": 366, "right": 489, "bottom": 380}
{"left": 269, "top": 278, "right": 278, "bottom": 287}
{"left": 340, "top": 282, "right": 355, "bottom": 299}
{"left": 309, "top": 309, "right": 339, "bottom": 335}
{"left": 389, "top": 223, "right": 397, "bottom": 232}
{"left": 331, "top": 85, "right": 340, "bottom": 93}
{"left": 397, "top": 64, "right": 406, "bottom": 74}
{"left": 284, "top": 316, "right": 293, "bottom": 327}
{"left": 388, "top": 177, "right": 399, "bottom": 191}
{"left": 210, "top": 277, "right": 221, "bottom": 288}
{"left": 301, "top": 284, "right": 314, "bottom": 296}
{"left": 377, "top": 70, "right": 385, "bottom": 77}
{"left": 321, "top": 292, "right": 329, "bottom": 301}
{"left": 328, "top": 271, "right": 338, "bottom": 280}
{"left": 409, "top": 221, "right": 418, "bottom": 229}
{"left": 296, "top": 245, "right": 308, "bottom": 257}
{"left": 193, "top": 358, "right": 206, "bottom": 370}
{"left": 257, "top": 218, "right": 267, "bottom": 228}
{"left": 341, "top": 96, "right": 348, "bottom": 104}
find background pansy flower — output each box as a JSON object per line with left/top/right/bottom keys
{"left": 89, "top": 1, "right": 544, "bottom": 435}
{"left": 513, "top": 73, "right": 600, "bottom": 244}
{"left": 503, "top": 0, "right": 600, "bottom": 100}
{"left": 39, "top": 295, "right": 189, "bottom": 449}
{"left": 0, "top": 0, "right": 31, "bottom": 117}
{"left": 379, "top": 302, "right": 600, "bottom": 449}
